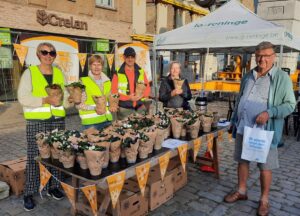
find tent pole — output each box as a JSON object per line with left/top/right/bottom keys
{"left": 278, "top": 44, "right": 283, "bottom": 68}
{"left": 152, "top": 45, "right": 158, "bottom": 113}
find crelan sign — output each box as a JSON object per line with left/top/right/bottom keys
{"left": 36, "top": 10, "right": 88, "bottom": 30}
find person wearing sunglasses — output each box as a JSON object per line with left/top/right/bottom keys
{"left": 75, "top": 55, "right": 113, "bottom": 130}
{"left": 18, "top": 42, "right": 66, "bottom": 211}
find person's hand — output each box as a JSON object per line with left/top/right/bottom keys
{"left": 129, "top": 94, "right": 141, "bottom": 102}
{"left": 171, "top": 89, "right": 183, "bottom": 96}
{"left": 255, "top": 111, "right": 269, "bottom": 125}
{"left": 95, "top": 107, "right": 106, "bottom": 115}
{"left": 43, "top": 96, "right": 61, "bottom": 107}
{"left": 109, "top": 107, "right": 118, "bottom": 113}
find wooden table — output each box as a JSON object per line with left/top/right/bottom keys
{"left": 37, "top": 126, "right": 228, "bottom": 216}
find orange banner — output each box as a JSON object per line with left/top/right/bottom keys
{"left": 135, "top": 162, "right": 150, "bottom": 197}
{"left": 207, "top": 133, "right": 214, "bottom": 152}
{"left": 177, "top": 143, "right": 188, "bottom": 172}
{"left": 77, "top": 53, "right": 87, "bottom": 72}
{"left": 61, "top": 181, "right": 76, "bottom": 210}
{"left": 55, "top": 51, "right": 71, "bottom": 73}
{"left": 81, "top": 185, "right": 97, "bottom": 216}
{"left": 218, "top": 131, "right": 224, "bottom": 142}
{"left": 106, "top": 54, "right": 114, "bottom": 71}
{"left": 107, "top": 171, "right": 126, "bottom": 208}
{"left": 158, "top": 151, "right": 171, "bottom": 181}
{"left": 193, "top": 138, "right": 202, "bottom": 162}
{"left": 38, "top": 163, "right": 52, "bottom": 193}
{"left": 0, "top": 40, "right": 2, "bottom": 47}
{"left": 13, "top": 44, "right": 28, "bottom": 67}
{"left": 228, "top": 133, "right": 233, "bottom": 142}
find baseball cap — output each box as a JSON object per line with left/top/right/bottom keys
{"left": 124, "top": 47, "right": 136, "bottom": 57}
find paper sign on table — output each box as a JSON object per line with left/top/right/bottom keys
{"left": 135, "top": 162, "right": 150, "bottom": 197}
{"left": 162, "top": 139, "right": 187, "bottom": 149}
{"left": 81, "top": 185, "right": 97, "bottom": 216}
{"left": 107, "top": 171, "right": 126, "bottom": 208}
{"left": 177, "top": 143, "right": 188, "bottom": 172}
{"left": 193, "top": 138, "right": 202, "bottom": 162}
{"left": 158, "top": 151, "right": 171, "bottom": 181}
{"left": 38, "top": 163, "right": 52, "bottom": 193}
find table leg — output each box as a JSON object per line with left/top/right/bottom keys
{"left": 71, "top": 177, "right": 79, "bottom": 215}
{"left": 98, "top": 189, "right": 111, "bottom": 216}
{"left": 212, "top": 137, "right": 220, "bottom": 179}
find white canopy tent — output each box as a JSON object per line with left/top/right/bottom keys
{"left": 152, "top": 0, "right": 300, "bottom": 100}
{"left": 154, "top": 0, "right": 300, "bottom": 53}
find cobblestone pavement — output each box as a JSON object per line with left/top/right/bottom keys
{"left": 0, "top": 102, "right": 299, "bottom": 216}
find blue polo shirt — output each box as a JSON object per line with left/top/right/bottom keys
{"left": 236, "top": 67, "right": 275, "bottom": 134}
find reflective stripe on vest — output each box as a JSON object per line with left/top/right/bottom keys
{"left": 23, "top": 65, "right": 66, "bottom": 120}
{"left": 116, "top": 68, "right": 145, "bottom": 100}
{"left": 79, "top": 77, "right": 112, "bottom": 125}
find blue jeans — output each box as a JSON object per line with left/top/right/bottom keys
{"left": 82, "top": 121, "right": 112, "bottom": 131}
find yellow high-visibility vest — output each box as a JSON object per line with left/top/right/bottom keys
{"left": 79, "top": 76, "right": 112, "bottom": 125}
{"left": 23, "top": 65, "right": 66, "bottom": 120}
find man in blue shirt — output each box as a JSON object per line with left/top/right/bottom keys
{"left": 224, "top": 41, "right": 296, "bottom": 216}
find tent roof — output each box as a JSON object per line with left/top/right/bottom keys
{"left": 154, "top": 0, "right": 300, "bottom": 53}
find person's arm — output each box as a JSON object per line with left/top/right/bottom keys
{"left": 180, "top": 79, "right": 192, "bottom": 100}
{"left": 18, "top": 69, "right": 44, "bottom": 108}
{"left": 111, "top": 73, "right": 130, "bottom": 101}
{"left": 159, "top": 79, "right": 172, "bottom": 102}
{"left": 266, "top": 74, "right": 296, "bottom": 119}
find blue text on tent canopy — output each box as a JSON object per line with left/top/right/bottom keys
{"left": 194, "top": 20, "right": 248, "bottom": 28}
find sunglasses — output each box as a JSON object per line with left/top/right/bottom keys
{"left": 40, "top": 50, "right": 57, "bottom": 57}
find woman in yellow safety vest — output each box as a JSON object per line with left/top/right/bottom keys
{"left": 18, "top": 42, "right": 66, "bottom": 211}
{"left": 76, "top": 55, "right": 112, "bottom": 130}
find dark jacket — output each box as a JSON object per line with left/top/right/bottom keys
{"left": 159, "top": 75, "right": 192, "bottom": 110}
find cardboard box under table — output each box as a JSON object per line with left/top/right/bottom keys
{"left": 0, "top": 156, "right": 27, "bottom": 196}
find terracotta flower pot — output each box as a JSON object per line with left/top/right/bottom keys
{"left": 95, "top": 141, "right": 110, "bottom": 168}
{"left": 109, "top": 95, "right": 119, "bottom": 112}
{"left": 60, "top": 151, "right": 75, "bottom": 168}
{"left": 201, "top": 115, "right": 213, "bottom": 133}
{"left": 109, "top": 140, "right": 122, "bottom": 163}
{"left": 124, "top": 142, "right": 139, "bottom": 164}
{"left": 187, "top": 119, "right": 201, "bottom": 139}
{"left": 36, "top": 139, "right": 51, "bottom": 159}
{"left": 67, "top": 86, "right": 82, "bottom": 104}
{"left": 135, "top": 83, "right": 146, "bottom": 98}
{"left": 170, "top": 118, "right": 183, "bottom": 139}
{"left": 93, "top": 96, "right": 107, "bottom": 115}
{"left": 50, "top": 141, "right": 60, "bottom": 159}
{"left": 173, "top": 79, "right": 184, "bottom": 90}
{"left": 76, "top": 154, "right": 88, "bottom": 170}
{"left": 84, "top": 150, "right": 105, "bottom": 176}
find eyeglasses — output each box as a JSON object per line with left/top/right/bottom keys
{"left": 255, "top": 53, "right": 275, "bottom": 59}
{"left": 40, "top": 50, "right": 57, "bottom": 57}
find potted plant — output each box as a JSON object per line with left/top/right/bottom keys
{"left": 137, "top": 132, "right": 151, "bottom": 159}
{"left": 154, "top": 112, "right": 170, "bottom": 150}
{"left": 45, "top": 84, "right": 63, "bottom": 107}
{"left": 65, "top": 82, "right": 85, "bottom": 104}
{"left": 200, "top": 113, "right": 213, "bottom": 132}
{"left": 109, "top": 94, "right": 119, "bottom": 112}
{"left": 35, "top": 132, "right": 51, "bottom": 159}
{"left": 58, "top": 139, "right": 76, "bottom": 169}
{"left": 135, "top": 81, "right": 146, "bottom": 98}
{"left": 46, "top": 129, "right": 66, "bottom": 160}
{"left": 84, "top": 145, "right": 106, "bottom": 176}
{"left": 108, "top": 134, "right": 122, "bottom": 163}
{"left": 122, "top": 132, "right": 139, "bottom": 164}
{"left": 185, "top": 112, "right": 201, "bottom": 139}
{"left": 92, "top": 95, "right": 107, "bottom": 115}
{"left": 76, "top": 141, "right": 90, "bottom": 170}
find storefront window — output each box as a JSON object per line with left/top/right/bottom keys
{"left": 95, "top": 0, "right": 114, "bottom": 8}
